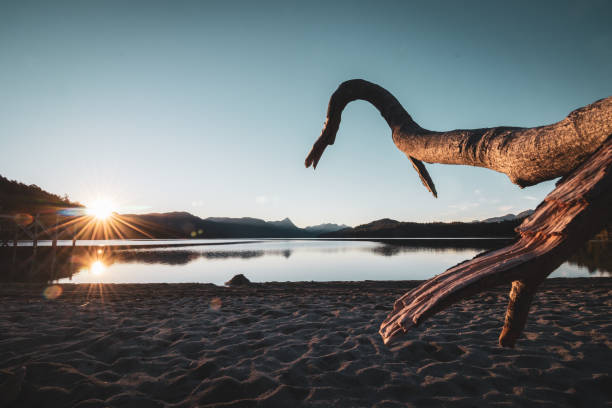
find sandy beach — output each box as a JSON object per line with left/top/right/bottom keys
{"left": 1, "top": 278, "right": 611, "bottom": 407}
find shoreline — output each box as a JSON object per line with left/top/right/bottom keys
{"left": 1, "top": 274, "right": 609, "bottom": 289}
{"left": 1, "top": 276, "right": 609, "bottom": 298}
{"left": 3, "top": 236, "right": 515, "bottom": 249}
{"left": 2, "top": 278, "right": 611, "bottom": 407}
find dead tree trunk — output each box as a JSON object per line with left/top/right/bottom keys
{"left": 306, "top": 79, "right": 612, "bottom": 194}
{"left": 305, "top": 79, "right": 612, "bottom": 347}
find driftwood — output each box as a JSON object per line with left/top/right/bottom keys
{"left": 380, "top": 138, "right": 611, "bottom": 346}
{"left": 306, "top": 79, "right": 612, "bottom": 196}
{"left": 305, "top": 79, "right": 612, "bottom": 347}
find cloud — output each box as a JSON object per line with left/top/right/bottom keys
{"left": 191, "top": 200, "right": 204, "bottom": 207}
{"left": 523, "top": 195, "right": 538, "bottom": 201}
{"left": 255, "top": 195, "right": 268, "bottom": 204}
{"left": 448, "top": 202, "right": 480, "bottom": 211}
{"left": 498, "top": 205, "right": 513, "bottom": 212}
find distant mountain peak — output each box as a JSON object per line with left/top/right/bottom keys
{"left": 361, "top": 218, "right": 400, "bottom": 228}
{"left": 268, "top": 217, "right": 298, "bottom": 229}
{"left": 304, "top": 222, "right": 350, "bottom": 233}
{"left": 205, "top": 216, "right": 267, "bottom": 226}
{"left": 477, "top": 210, "right": 534, "bottom": 223}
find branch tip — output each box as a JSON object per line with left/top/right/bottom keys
{"left": 409, "top": 157, "right": 438, "bottom": 198}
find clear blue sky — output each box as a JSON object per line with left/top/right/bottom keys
{"left": 1, "top": 0, "right": 611, "bottom": 227}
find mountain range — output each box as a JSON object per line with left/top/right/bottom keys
{"left": 320, "top": 217, "right": 528, "bottom": 239}
{"left": 476, "top": 210, "right": 534, "bottom": 223}
{"left": 0, "top": 173, "right": 568, "bottom": 240}
{"left": 123, "top": 212, "right": 347, "bottom": 239}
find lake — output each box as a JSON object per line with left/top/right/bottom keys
{"left": 1, "top": 238, "right": 609, "bottom": 285}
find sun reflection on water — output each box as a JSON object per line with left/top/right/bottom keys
{"left": 91, "top": 260, "right": 105, "bottom": 275}
{"left": 80, "top": 260, "right": 106, "bottom": 276}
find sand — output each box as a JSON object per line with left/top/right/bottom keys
{"left": 1, "top": 278, "right": 611, "bottom": 407}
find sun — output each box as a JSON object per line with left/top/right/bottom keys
{"left": 86, "top": 199, "right": 116, "bottom": 220}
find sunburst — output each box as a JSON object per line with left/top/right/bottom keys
{"left": 39, "top": 196, "right": 156, "bottom": 243}
{"left": 86, "top": 199, "right": 115, "bottom": 220}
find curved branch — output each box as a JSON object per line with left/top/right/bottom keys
{"left": 306, "top": 79, "right": 612, "bottom": 190}
{"left": 305, "top": 79, "right": 437, "bottom": 196}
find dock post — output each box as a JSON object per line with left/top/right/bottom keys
{"left": 51, "top": 214, "right": 59, "bottom": 280}
{"left": 33, "top": 214, "right": 39, "bottom": 252}
{"left": 52, "top": 214, "right": 58, "bottom": 249}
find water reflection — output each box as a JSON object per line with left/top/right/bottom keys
{"left": 366, "top": 238, "right": 512, "bottom": 252}
{"left": 0, "top": 238, "right": 608, "bottom": 284}
{"left": 202, "top": 250, "right": 265, "bottom": 260}
{"left": 567, "top": 240, "right": 611, "bottom": 273}
{"left": 0, "top": 246, "right": 109, "bottom": 283}
{"left": 116, "top": 250, "right": 202, "bottom": 265}
{"left": 0, "top": 245, "right": 295, "bottom": 282}
{"left": 88, "top": 260, "right": 106, "bottom": 275}
{"left": 368, "top": 244, "right": 499, "bottom": 257}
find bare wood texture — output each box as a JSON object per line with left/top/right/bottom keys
{"left": 378, "top": 138, "right": 612, "bottom": 346}
{"left": 499, "top": 277, "right": 546, "bottom": 348}
{"left": 305, "top": 79, "right": 612, "bottom": 191}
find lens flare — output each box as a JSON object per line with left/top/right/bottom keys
{"left": 210, "top": 297, "right": 222, "bottom": 311}
{"left": 14, "top": 213, "right": 34, "bottom": 226}
{"left": 43, "top": 285, "right": 62, "bottom": 300}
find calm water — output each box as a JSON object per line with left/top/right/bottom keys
{"left": 1, "top": 238, "right": 608, "bottom": 284}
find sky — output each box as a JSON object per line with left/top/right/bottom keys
{"left": 1, "top": 0, "right": 611, "bottom": 227}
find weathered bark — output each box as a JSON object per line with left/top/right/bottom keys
{"left": 378, "top": 138, "right": 612, "bottom": 346}
{"left": 499, "top": 276, "right": 546, "bottom": 348}
{"left": 306, "top": 79, "right": 612, "bottom": 192}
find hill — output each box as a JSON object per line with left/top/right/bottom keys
{"left": 125, "top": 213, "right": 313, "bottom": 238}
{"left": 321, "top": 218, "right": 525, "bottom": 238}
{"left": 476, "top": 210, "right": 534, "bottom": 223}
{"left": 304, "top": 223, "right": 349, "bottom": 234}
{"left": 0, "top": 174, "right": 83, "bottom": 215}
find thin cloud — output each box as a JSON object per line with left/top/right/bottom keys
{"left": 448, "top": 202, "right": 480, "bottom": 211}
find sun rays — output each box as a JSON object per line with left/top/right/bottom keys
{"left": 9, "top": 195, "right": 163, "bottom": 303}
{"left": 40, "top": 203, "right": 156, "bottom": 242}
{"left": 29, "top": 244, "right": 117, "bottom": 304}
